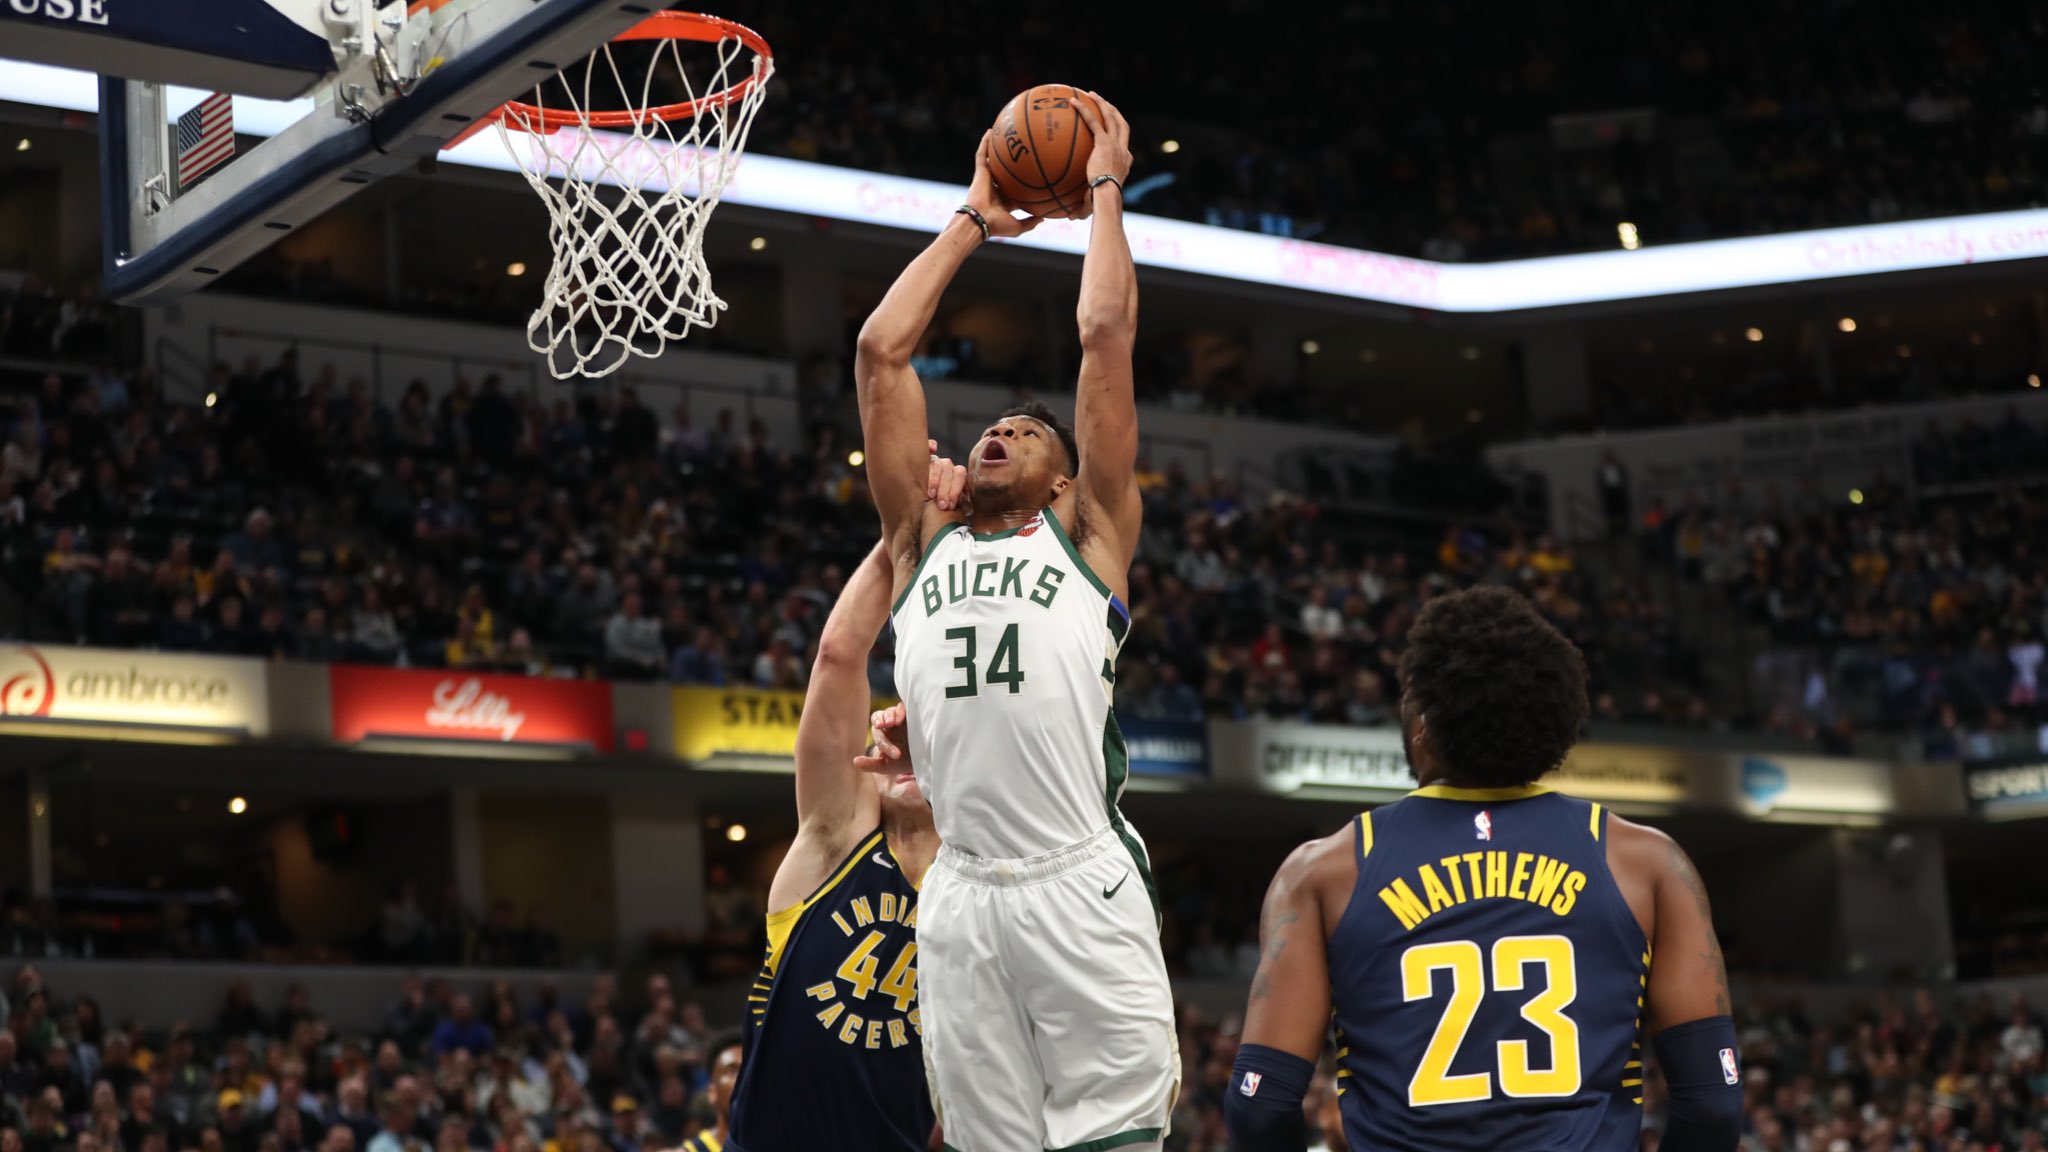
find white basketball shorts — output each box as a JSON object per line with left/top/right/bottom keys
{"left": 918, "top": 824, "right": 1181, "bottom": 1152}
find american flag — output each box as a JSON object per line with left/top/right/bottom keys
{"left": 175, "top": 93, "right": 235, "bottom": 188}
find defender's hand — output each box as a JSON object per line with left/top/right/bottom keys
{"left": 926, "top": 439, "right": 968, "bottom": 513}
{"left": 965, "top": 131, "right": 1041, "bottom": 239}
{"left": 854, "top": 703, "right": 911, "bottom": 774}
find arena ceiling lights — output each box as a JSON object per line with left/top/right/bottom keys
{"left": 7, "top": 61, "right": 2048, "bottom": 312}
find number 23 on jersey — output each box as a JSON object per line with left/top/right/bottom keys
{"left": 1402, "top": 934, "right": 1581, "bottom": 1107}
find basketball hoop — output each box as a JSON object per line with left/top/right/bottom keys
{"left": 475, "top": 11, "right": 773, "bottom": 379}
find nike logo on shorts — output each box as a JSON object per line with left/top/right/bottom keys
{"left": 1102, "top": 871, "right": 1129, "bottom": 900}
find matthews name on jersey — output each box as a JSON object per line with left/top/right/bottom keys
{"left": 1328, "top": 785, "right": 1650, "bottom": 1152}
{"left": 891, "top": 508, "right": 1143, "bottom": 868}
{"left": 727, "top": 828, "right": 933, "bottom": 1152}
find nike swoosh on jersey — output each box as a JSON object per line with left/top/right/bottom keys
{"left": 1103, "top": 871, "right": 1129, "bottom": 899}
{"left": 872, "top": 851, "right": 895, "bottom": 869}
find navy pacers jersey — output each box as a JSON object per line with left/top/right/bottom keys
{"left": 728, "top": 827, "right": 932, "bottom": 1152}
{"left": 1330, "top": 785, "right": 1651, "bottom": 1152}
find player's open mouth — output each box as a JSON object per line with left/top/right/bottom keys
{"left": 981, "top": 439, "right": 1009, "bottom": 463}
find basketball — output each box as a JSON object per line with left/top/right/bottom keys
{"left": 989, "top": 83, "right": 1098, "bottom": 219}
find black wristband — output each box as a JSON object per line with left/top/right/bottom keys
{"left": 1089, "top": 173, "right": 1124, "bottom": 197}
{"left": 955, "top": 204, "right": 990, "bottom": 241}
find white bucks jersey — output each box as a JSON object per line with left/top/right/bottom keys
{"left": 891, "top": 507, "right": 1136, "bottom": 859}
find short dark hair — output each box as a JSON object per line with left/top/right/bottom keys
{"left": 706, "top": 1029, "right": 743, "bottom": 1064}
{"left": 1398, "top": 586, "right": 1587, "bottom": 788}
{"left": 999, "top": 402, "right": 1078, "bottom": 478}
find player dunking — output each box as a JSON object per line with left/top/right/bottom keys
{"left": 724, "top": 454, "right": 962, "bottom": 1152}
{"left": 854, "top": 96, "right": 1179, "bottom": 1150}
{"left": 1224, "top": 587, "right": 1742, "bottom": 1152}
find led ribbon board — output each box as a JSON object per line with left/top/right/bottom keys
{"left": 5, "top": 61, "right": 2047, "bottom": 311}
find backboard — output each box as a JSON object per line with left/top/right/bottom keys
{"left": 0, "top": 0, "right": 652, "bottom": 305}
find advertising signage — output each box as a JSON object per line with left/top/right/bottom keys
{"left": 0, "top": 643, "right": 267, "bottom": 734}
{"left": 329, "top": 666, "right": 614, "bottom": 752}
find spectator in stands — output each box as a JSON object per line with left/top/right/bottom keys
{"left": 1141, "top": 663, "right": 1205, "bottom": 724}
{"left": 383, "top": 978, "right": 436, "bottom": 1057}
{"left": 1299, "top": 585, "right": 1343, "bottom": 641}
{"left": 668, "top": 627, "right": 728, "bottom": 687}
{"left": 364, "top": 1095, "right": 413, "bottom": 1152}
{"left": 119, "top": 1082, "right": 166, "bottom": 1152}
{"left": 224, "top": 509, "right": 285, "bottom": 577}
{"left": 209, "top": 596, "right": 254, "bottom": 657}
{"left": 750, "top": 637, "right": 803, "bottom": 691}
{"left": 430, "top": 996, "right": 493, "bottom": 1058}
{"left": 0, "top": 1032, "right": 32, "bottom": 1105}
{"left": 327, "top": 1079, "right": 375, "bottom": 1148}
{"left": 385, "top": 877, "right": 432, "bottom": 959}
{"left": 20, "top": 1087, "right": 66, "bottom": 1152}
{"left": 605, "top": 1095, "right": 648, "bottom": 1152}
{"left": 643, "top": 1076, "right": 687, "bottom": 1147}
{"left": 603, "top": 593, "right": 666, "bottom": 681}
{"left": 2004, "top": 995, "right": 2044, "bottom": 1065}
{"left": 351, "top": 586, "right": 402, "bottom": 663}
{"left": 217, "top": 1089, "right": 260, "bottom": 1152}
{"left": 554, "top": 566, "right": 616, "bottom": 648}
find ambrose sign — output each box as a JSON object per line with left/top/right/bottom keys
{"left": 329, "top": 667, "right": 614, "bottom": 752}
{"left": 0, "top": 643, "right": 266, "bottom": 733}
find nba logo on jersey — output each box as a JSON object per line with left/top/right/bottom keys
{"left": 1239, "top": 1072, "right": 1261, "bottom": 1097}
{"left": 1474, "top": 810, "right": 1493, "bottom": 841}
{"left": 1719, "top": 1048, "right": 1740, "bottom": 1084}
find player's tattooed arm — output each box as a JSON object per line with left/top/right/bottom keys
{"left": 1667, "top": 839, "right": 1733, "bottom": 1016}
{"left": 1239, "top": 831, "right": 1344, "bottom": 1063}
{"left": 1248, "top": 906, "right": 1298, "bottom": 1005}
{"left": 1644, "top": 827, "right": 1734, "bottom": 1033}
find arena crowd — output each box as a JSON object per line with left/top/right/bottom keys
{"left": 4, "top": 963, "right": 2048, "bottom": 1152}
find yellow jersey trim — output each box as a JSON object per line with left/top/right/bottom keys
{"left": 1356, "top": 810, "right": 1374, "bottom": 860}
{"left": 1589, "top": 802, "right": 1604, "bottom": 840}
{"left": 763, "top": 828, "right": 887, "bottom": 975}
{"left": 885, "top": 842, "right": 923, "bottom": 892}
{"left": 1408, "top": 783, "right": 1553, "bottom": 802}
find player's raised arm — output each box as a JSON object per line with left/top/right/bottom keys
{"left": 1615, "top": 820, "right": 1743, "bottom": 1152}
{"left": 856, "top": 134, "right": 1035, "bottom": 575}
{"left": 774, "top": 457, "right": 963, "bottom": 911}
{"left": 1068, "top": 94, "right": 1142, "bottom": 569}
{"left": 788, "top": 540, "right": 895, "bottom": 841}
{"left": 1227, "top": 830, "right": 1347, "bottom": 1151}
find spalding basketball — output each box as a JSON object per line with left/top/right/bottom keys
{"left": 989, "top": 84, "right": 1098, "bottom": 219}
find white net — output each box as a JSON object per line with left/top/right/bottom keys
{"left": 495, "top": 22, "right": 771, "bottom": 379}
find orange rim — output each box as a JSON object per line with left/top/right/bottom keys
{"left": 492, "top": 11, "right": 771, "bottom": 134}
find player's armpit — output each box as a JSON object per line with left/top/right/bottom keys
{"left": 1641, "top": 827, "right": 1732, "bottom": 1035}
{"left": 1239, "top": 832, "right": 1343, "bottom": 1063}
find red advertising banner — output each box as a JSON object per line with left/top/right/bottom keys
{"left": 329, "top": 666, "right": 614, "bottom": 752}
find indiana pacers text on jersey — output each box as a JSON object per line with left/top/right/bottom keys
{"left": 801, "top": 887, "right": 922, "bottom": 1052}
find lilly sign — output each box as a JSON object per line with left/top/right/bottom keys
{"left": 4, "top": 60, "right": 2048, "bottom": 312}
